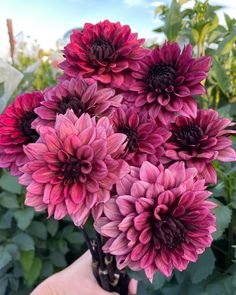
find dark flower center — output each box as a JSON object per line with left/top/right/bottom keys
{"left": 174, "top": 124, "right": 203, "bottom": 147}
{"left": 90, "top": 38, "right": 115, "bottom": 63}
{"left": 147, "top": 63, "right": 176, "bottom": 92}
{"left": 58, "top": 97, "right": 87, "bottom": 118}
{"left": 60, "top": 156, "right": 91, "bottom": 184}
{"left": 118, "top": 125, "right": 138, "bottom": 151}
{"left": 154, "top": 216, "right": 185, "bottom": 250}
{"left": 20, "top": 112, "right": 39, "bottom": 142}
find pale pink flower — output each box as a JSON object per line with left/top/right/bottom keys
{"left": 95, "top": 161, "right": 216, "bottom": 281}
{"left": 19, "top": 110, "right": 129, "bottom": 226}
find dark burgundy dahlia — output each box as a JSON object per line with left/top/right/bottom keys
{"left": 33, "top": 77, "right": 122, "bottom": 128}
{"left": 164, "top": 109, "right": 236, "bottom": 184}
{"left": 0, "top": 92, "right": 43, "bottom": 176}
{"left": 129, "top": 42, "right": 211, "bottom": 123}
{"left": 95, "top": 161, "right": 216, "bottom": 281}
{"left": 59, "top": 20, "right": 148, "bottom": 90}
{"left": 112, "top": 107, "right": 171, "bottom": 166}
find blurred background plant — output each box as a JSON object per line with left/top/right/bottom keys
{"left": 0, "top": 1, "right": 236, "bottom": 294}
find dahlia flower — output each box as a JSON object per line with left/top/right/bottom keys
{"left": 112, "top": 107, "right": 171, "bottom": 166}
{"left": 164, "top": 109, "right": 236, "bottom": 184}
{"left": 95, "top": 161, "right": 216, "bottom": 281}
{"left": 59, "top": 20, "right": 147, "bottom": 90}
{"left": 19, "top": 110, "right": 129, "bottom": 226}
{"left": 129, "top": 42, "right": 211, "bottom": 123}
{"left": 33, "top": 77, "right": 123, "bottom": 127}
{"left": 0, "top": 92, "right": 43, "bottom": 176}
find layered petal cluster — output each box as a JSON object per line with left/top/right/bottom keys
{"left": 19, "top": 110, "right": 129, "bottom": 226}
{"left": 0, "top": 92, "right": 43, "bottom": 176}
{"left": 164, "top": 109, "right": 236, "bottom": 184}
{"left": 59, "top": 20, "right": 147, "bottom": 90}
{"left": 112, "top": 107, "right": 171, "bottom": 166}
{"left": 33, "top": 77, "right": 123, "bottom": 127}
{"left": 95, "top": 161, "right": 216, "bottom": 281}
{"left": 129, "top": 42, "right": 211, "bottom": 123}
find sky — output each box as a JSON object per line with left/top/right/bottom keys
{"left": 0, "top": 0, "right": 235, "bottom": 54}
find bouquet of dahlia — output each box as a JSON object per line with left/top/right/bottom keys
{"left": 1, "top": 20, "right": 236, "bottom": 294}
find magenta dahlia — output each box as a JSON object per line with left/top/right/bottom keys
{"left": 112, "top": 107, "right": 171, "bottom": 166}
{"left": 0, "top": 92, "right": 43, "bottom": 176}
{"left": 164, "top": 109, "right": 236, "bottom": 184}
{"left": 19, "top": 110, "right": 129, "bottom": 226}
{"left": 95, "top": 161, "right": 216, "bottom": 281}
{"left": 59, "top": 20, "right": 147, "bottom": 90}
{"left": 33, "top": 77, "right": 123, "bottom": 128}
{"left": 129, "top": 42, "right": 211, "bottom": 123}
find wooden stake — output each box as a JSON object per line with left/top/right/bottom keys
{"left": 7, "top": 19, "right": 15, "bottom": 64}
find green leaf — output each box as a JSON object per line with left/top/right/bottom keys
{"left": 217, "top": 104, "right": 231, "bottom": 119}
{"left": 224, "top": 13, "right": 236, "bottom": 32}
{"left": 0, "top": 173, "right": 22, "bottom": 194}
{"left": 137, "top": 281, "right": 150, "bottom": 295}
{"left": 154, "top": 4, "right": 167, "bottom": 15}
{"left": 0, "top": 192, "right": 19, "bottom": 209}
{"left": 58, "top": 239, "right": 69, "bottom": 254}
{"left": 152, "top": 271, "right": 168, "bottom": 290}
{"left": 0, "top": 277, "right": 8, "bottom": 295}
{"left": 50, "top": 252, "right": 67, "bottom": 268}
{"left": 164, "top": 0, "right": 182, "bottom": 42}
{"left": 24, "top": 257, "right": 42, "bottom": 287}
{"left": 0, "top": 210, "right": 13, "bottom": 229}
{"left": 179, "top": 0, "right": 190, "bottom": 5}
{"left": 14, "top": 208, "right": 34, "bottom": 230}
{"left": 212, "top": 58, "right": 231, "bottom": 96}
{"left": 47, "top": 219, "right": 59, "bottom": 237}
{"left": 5, "top": 244, "right": 19, "bottom": 259}
{"left": 65, "top": 231, "right": 84, "bottom": 244}
{"left": 20, "top": 251, "right": 35, "bottom": 274}
{"left": 0, "top": 82, "right": 4, "bottom": 98}
{"left": 41, "top": 261, "right": 54, "bottom": 277}
{"left": 188, "top": 248, "right": 216, "bottom": 284}
{"left": 205, "top": 272, "right": 236, "bottom": 295}
{"left": 0, "top": 246, "right": 11, "bottom": 270}
{"left": 28, "top": 221, "right": 47, "bottom": 239}
{"left": 13, "top": 233, "right": 34, "bottom": 251}
{"left": 216, "top": 29, "right": 236, "bottom": 56}
{"left": 213, "top": 200, "right": 232, "bottom": 240}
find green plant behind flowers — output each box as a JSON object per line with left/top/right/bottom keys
{"left": 0, "top": 1, "right": 236, "bottom": 294}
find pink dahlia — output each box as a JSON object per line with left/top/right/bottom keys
{"left": 95, "top": 161, "right": 216, "bottom": 281}
{"left": 129, "top": 42, "right": 211, "bottom": 123}
{"left": 33, "top": 77, "right": 123, "bottom": 127}
{"left": 19, "top": 110, "right": 129, "bottom": 226}
{"left": 59, "top": 20, "right": 147, "bottom": 90}
{"left": 164, "top": 109, "right": 236, "bottom": 184}
{"left": 0, "top": 92, "right": 43, "bottom": 176}
{"left": 112, "top": 107, "right": 171, "bottom": 166}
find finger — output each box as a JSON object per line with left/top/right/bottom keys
{"left": 94, "top": 283, "right": 120, "bottom": 295}
{"left": 128, "top": 279, "right": 138, "bottom": 295}
{"left": 96, "top": 288, "right": 120, "bottom": 295}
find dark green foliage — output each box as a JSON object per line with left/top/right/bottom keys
{"left": 0, "top": 169, "right": 86, "bottom": 294}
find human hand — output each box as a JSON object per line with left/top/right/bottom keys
{"left": 31, "top": 250, "right": 138, "bottom": 295}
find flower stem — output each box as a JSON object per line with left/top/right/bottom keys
{"left": 95, "top": 231, "right": 111, "bottom": 291}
